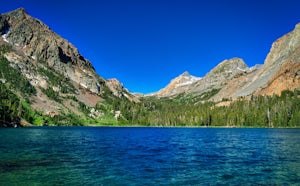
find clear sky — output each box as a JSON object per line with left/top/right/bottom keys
{"left": 1, "top": 0, "right": 300, "bottom": 93}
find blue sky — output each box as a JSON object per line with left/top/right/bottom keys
{"left": 1, "top": 0, "right": 300, "bottom": 93}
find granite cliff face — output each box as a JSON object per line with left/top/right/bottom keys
{"left": 225, "top": 24, "right": 300, "bottom": 98}
{"left": 151, "top": 23, "right": 300, "bottom": 100}
{"left": 0, "top": 8, "right": 135, "bottom": 124}
{"left": 265, "top": 23, "right": 300, "bottom": 65}
{"left": 230, "top": 22, "right": 300, "bottom": 98}
{"left": 0, "top": 8, "right": 100, "bottom": 93}
{"left": 256, "top": 23, "right": 300, "bottom": 95}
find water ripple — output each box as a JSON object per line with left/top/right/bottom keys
{"left": 0, "top": 127, "right": 299, "bottom": 185}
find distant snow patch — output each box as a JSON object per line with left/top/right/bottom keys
{"left": 80, "top": 83, "right": 87, "bottom": 89}
{"left": 177, "top": 75, "right": 201, "bottom": 87}
{"left": 249, "top": 64, "right": 263, "bottom": 71}
{"left": 2, "top": 33, "right": 9, "bottom": 43}
{"left": 124, "top": 93, "right": 129, "bottom": 99}
{"left": 236, "top": 67, "right": 246, "bottom": 72}
{"left": 2, "top": 28, "right": 10, "bottom": 43}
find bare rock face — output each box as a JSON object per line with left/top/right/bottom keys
{"left": 155, "top": 71, "right": 201, "bottom": 97}
{"left": 254, "top": 24, "right": 300, "bottom": 95}
{"left": 152, "top": 22, "right": 300, "bottom": 101}
{"left": 258, "top": 62, "right": 300, "bottom": 95}
{"left": 265, "top": 23, "right": 300, "bottom": 65}
{"left": 0, "top": 8, "right": 138, "bottom": 120}
{"left": 231, "top": 22, "right": 300, "bottom": 98}
{"left": 106, "top": 78, "right": 125, "bottom": 98}
{"left": 2, "top": 8, "right": 299, "bottom": 105}
{"left": 0, "top": 8, "right": 100, "bottom": 93}
{"left": 152, "top": 57, "right": 248, "bottom": 98}
{"left": 106, "top": 78, "right": 139, "bottom": 102}
{"left": 191, "top": 58, "right": 248, "bottom": 94}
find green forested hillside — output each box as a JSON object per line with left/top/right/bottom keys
{"left": 0, "top": 46, "right": 82, "bottom": 127}
{"left": 0, "top": 83, "right": 21, "bottom": 127}
{"left": 1, "top": 8, "right": 300, "bottom": 128}
{"left": 114, "top": 90, "right": 300, "bottom": 127}
{"left": 0, "top": 45, "right": 35, "bottom": 127}
{"left": 1, "top": 45, "right": 300, "bottom": 127}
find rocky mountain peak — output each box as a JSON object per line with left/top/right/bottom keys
{"left": 151, "top": 21, "right": 300, "bottom": 100}
{"left": 199, "top": 57, "right": 248, "bottom": 86}
{"left": 106, "top": 78, "right": 138, "bottom": 102}
{"left": 0, "top": 8, "right": 139, "bottom": 126}
{"left": 229, "top": 22, "right": 300, "bottom": 98}
{"left": 208, "top": 22, "right": 300, "bottom": 100}
{"left": 5, "top": 7, "right": 27, "bottom": 20}
{"left": 209, "top": 57, "right": 248, "bottom": 75}
{"left": 181, "top": 71, "right": 190, "bottom": 76}
{"left": 177, "top": 71, "right": 201, "bottom": 84}
{"left": 154, "top": 71, "right": 201, "bottom": 97}
{"left": 152, "top": 58, "right": 249, "bottom": 98}
{"left": 185, "top": 57, "right": 248, "bottom": 97}
{"left": 0, "top": 8, "right": 100, "bottom": 93}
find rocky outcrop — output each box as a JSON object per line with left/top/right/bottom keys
{"left": 258, "top": 62, "right": 300, "bottom": 96}
{"left": 0, "top": 8, "right": 137, "bottom": 124}
{"left": 231, "top": 22, "right": 300, "bottom": 98}
{"left": 1, "top": 8, "right": 299, "bottom": 107}
{"left": 154, "top": 71, "right": 201, "bottom": 97}
{"left": 106, "top": 78, "right": 139, "bottom": 102}
{"left": 191, "top": 58, "right": 248, "bottom": 95}
{"left": 151, "top": 22, "right": 300, "bottom": 101}
{"left": 106, "top": 78, "right": 125, "bottom": 98}
{"left": 265, "top": 23, "right": 300, "bottom": 66}
{"left": 152, "top": 58, "right": 248, "bottom": 98}
{"left": 0, "top": 8, "right": 100, "bottom": 93}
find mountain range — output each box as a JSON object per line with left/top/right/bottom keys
{"left": 152, "top": 23, "right": 300, "bottom": 100}
{"left": 0, "top": 8, "right": 136, "bottom": 126}
{"left": 0, "top": 8, "right": 299, "bottom": 127}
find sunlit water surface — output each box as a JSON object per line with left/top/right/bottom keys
{"left": 0, "top": 127, "right": 299, "bottom": 185}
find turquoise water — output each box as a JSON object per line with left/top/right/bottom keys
{"left": 0, "top": 127, "right": 299, "bottom": 185}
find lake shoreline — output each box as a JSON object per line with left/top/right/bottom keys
{"left": 16, "top": 124, "right": 300, "bottom": 129}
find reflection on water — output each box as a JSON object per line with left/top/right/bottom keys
{"left": 0, "top": 127, "right": 299, "bottom": 185}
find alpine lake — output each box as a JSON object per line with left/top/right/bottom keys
{"left": 0, "top": 127, "right": 299, "bottom": 185}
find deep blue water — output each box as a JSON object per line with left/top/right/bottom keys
{"left": 0, "top": 127, "right": 299, "bottom": 185}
